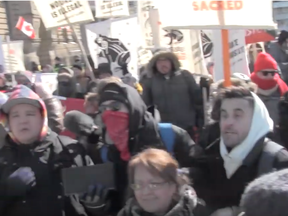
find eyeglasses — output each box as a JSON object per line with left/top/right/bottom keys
{"left": 130, "top": 182, "right": 168, "bottom": 191}
{"left": 262, "top": 71, "right": 276, "bottom": 76}
{"left": 99, "top": 101, "right": 122, "bottom": 112}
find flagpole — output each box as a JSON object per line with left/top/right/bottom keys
{"left": 60, "top": 5, "right": 95, "bottom": 80}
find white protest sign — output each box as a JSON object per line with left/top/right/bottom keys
{"left": 213, "top": 29, "right": 249, "bottom": 81}
{"left": 33, "top": 0, "right": 94, "bottom": 29}
{"left": 95, "top": 0, "right": 129, "bottom": 18}
{"left": 2, "top": 40, "right": 25, "bottom": 73}
{"left": 158, "top": 0, "right": 275, "bottom": 30}
{"left": 85, "top": 15, "right": 139, "bottom": 79}
{"left": 138, "top": 1, "right": 156, "bottom": 48}
{"left": 35, "top": 72, "right": 58, "bottom": 92}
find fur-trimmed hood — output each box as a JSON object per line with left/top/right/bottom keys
{"left": 146, "top": 51, "right": 181, "bottom": 78}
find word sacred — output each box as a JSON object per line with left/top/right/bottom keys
{"left": 192, "top": 1, "right": 243, "bottom": 11}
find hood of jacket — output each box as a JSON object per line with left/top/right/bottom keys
{"left": 57, "top": 72, "right": 77, "bottom": 97}
{"left": 146, "top": 51, "right": 181, "bottom": 78}
{"left": 98, "top": 82, "right": 147, "bottom": 136}
{"left": 254, "top": 52, "right": 278, "bottom": 72}
{"left": 0, "top": 85, "right": 48, "bottom": 144}
{"left": 119, "top": 185, "right": 198, "bottom": 216}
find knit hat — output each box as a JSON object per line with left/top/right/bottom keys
{"left": 98, "top": 63, "right": 112, "bottom": 75}
{"left": 254, "top": 52, "right": 278, "bottom": 72}
{"left": 72, "top": 64, "right": 83, "bottom": 71}
{"left": 98, "top": 83, "right": 128, "bottom": 106}
{"left": 58, "top": 67, "right": 74, "bottom": 76}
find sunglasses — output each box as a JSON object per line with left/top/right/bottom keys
{"left": 262, "top": 71, "right": 276, "bottom": 76}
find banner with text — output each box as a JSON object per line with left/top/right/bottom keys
{"left": 33, "top": 0, "right": 94, "bottom": 29}
{"left": 213, "top": 29, "right": 250, "bottom": 81}
{"left": 95, "top": 0, "right": 129, "bottom": 18}
{"left": 158, "top": 0, "right": 275, "bottom": 30}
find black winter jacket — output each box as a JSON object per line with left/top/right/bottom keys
{"left": 193, "top": 136, "right": 288, "bottom": 214}
{"left": 83, "top": 82, "right": 204, "bottom": 215}
{"left": 0, "top": 131, "right": 93, "bottom": 216}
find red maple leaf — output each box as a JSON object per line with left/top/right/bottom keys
{"left": 9, "top": 49, "right": 14, "bottom": 55}
{"left": 25, "top": 24, "right": 33, "bottom": 32}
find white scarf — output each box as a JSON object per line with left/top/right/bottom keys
{"left": 220, "top": 92, "right": 274, "bottom": 179}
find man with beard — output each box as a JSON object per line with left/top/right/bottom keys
{"left": 142, "top": 51, "right": 203, "bottom": 139}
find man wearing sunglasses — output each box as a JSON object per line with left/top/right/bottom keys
{"left": 250, "top": 52, "right": 288, "bottom": 126}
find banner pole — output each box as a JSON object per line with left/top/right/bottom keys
{"left": 221, "top": 29, "right": 231, "bottom": 87}
{"left": 60, "top": 6, "right": 94, "bottom": 80}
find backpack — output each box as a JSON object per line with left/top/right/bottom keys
{"left": 257, "top": 139, "right": 285, "bottom": 177}
{"left": 100, "top": 123, "right": 176, "bottom": 162}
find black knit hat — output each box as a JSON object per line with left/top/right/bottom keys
{"left": 98, "top": 63, "right": 112, "bottom": 75}
{"left": 99, "top": 83, "right": 128, "bottom": 106}
{"left": 278, "top": 30, "right": 288, "bottom": 45}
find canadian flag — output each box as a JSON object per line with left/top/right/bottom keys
{"left": 15, "top": 16, "right": 35, "bottom": 39}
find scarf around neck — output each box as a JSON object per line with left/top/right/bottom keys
{"left": 220, "top": 92, "right": 274, "bottom": 179}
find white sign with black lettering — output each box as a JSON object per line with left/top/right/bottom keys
{"left": 213, "top": 30, "right": 250, "bottom": 81}
{"left": 2, "top": 40, "right": 25, "bottom": 73}
{"left": 95, "top": 0, "right": 129, "bottom": 18}
{"left": 33, "top": 0, "right": 94, "bottom": 29}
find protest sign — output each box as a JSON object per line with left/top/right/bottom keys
{"left": 138, "top": 1, "right": 156, "bottom": 48}
{"left": 35, "top": 73, "right": 58, "bottom": 92}
{"left": 213, "top": 29, "right": 249, "bottom": 81}
{"left": 85, "top": 15, "right": 139, "bottom": 79}
{"left": 33, "top": 0, "right": 94, "bottom": 29}
{"left": 95, "top": 0, "right": 129, "bottom": 18}
{"left": 2, "top": 40, "right": 25, "bottom": 73}
{"left": 158, "top": 0, "right": 275, "bottom": 30}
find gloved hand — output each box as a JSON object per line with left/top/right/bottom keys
{"left": 81, "top": 184, "right": 111, "bottom": 214}
{"left": 4, "top": 167, "right": 36, "bottom": 197}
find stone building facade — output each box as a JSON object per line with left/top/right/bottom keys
{"left": 0, "top": 0, "right": 138, "bottom": 70}
{"left": 1, "top": 0, "right": 84, "bottom": 70}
